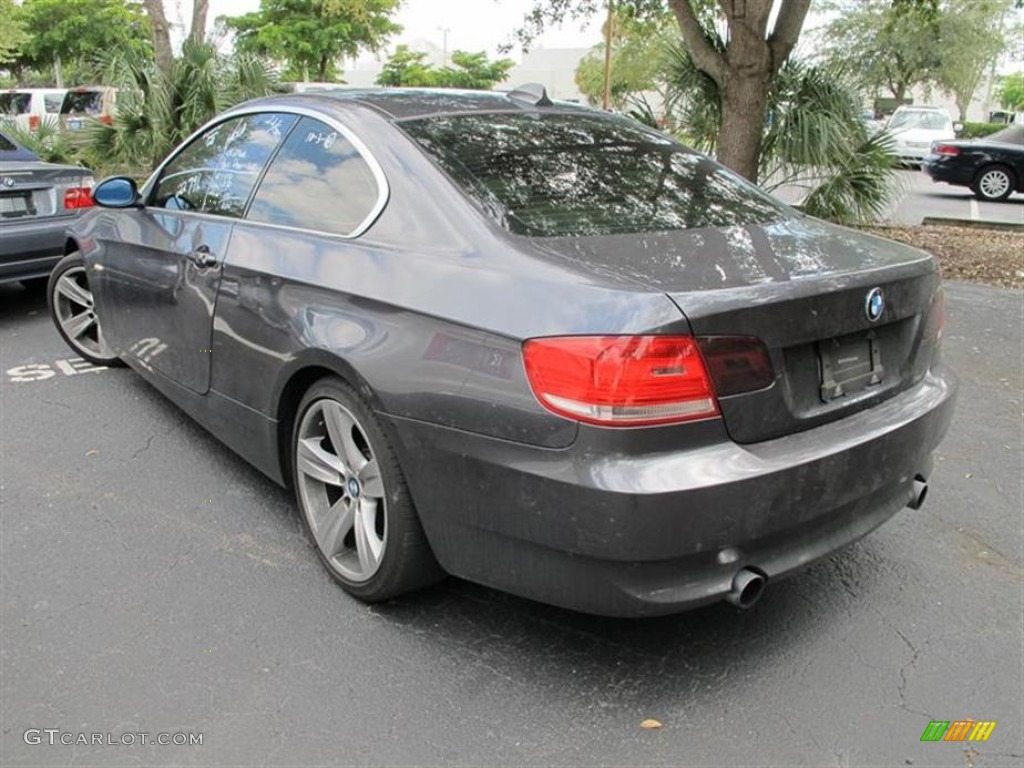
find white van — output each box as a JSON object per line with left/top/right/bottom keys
{"left": 0, "top": 88, "right": 67, "bottom": 132}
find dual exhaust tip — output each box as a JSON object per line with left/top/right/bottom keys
{"left": 723, "top": 476, "right": 930, "bottom": 610}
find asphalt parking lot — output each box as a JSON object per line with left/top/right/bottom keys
{"left": 1, "top": 279, "right": 1022, "bottom": 767}
{"left": 887, "top": 169, "right": 1024, "bottom": 227}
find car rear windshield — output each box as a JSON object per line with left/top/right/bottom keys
{"left": 400, "top": 112, "right": 790, "bottom": 237}
{"left": 889, "top": 111, "right": 951, "bottom": 131}
{"left": 61, "top": 91, "right": 103, "bottom": 114}
{"left": 0, "top": 93, "right": 31, "bottom": 115}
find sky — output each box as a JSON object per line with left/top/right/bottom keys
{"left": 168, "top": 0, "right": 603, "bottom": 62}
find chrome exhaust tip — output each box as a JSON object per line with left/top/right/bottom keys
{"left": 908, "top": 475, "right": 929, "bottom": 510}
{"left": 724, "top": 568, "right": 766, "bottom": 609}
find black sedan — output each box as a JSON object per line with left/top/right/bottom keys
{"left": 923, "top": 123, "right": 1024, "bottom": 201}
{"left": 48, "top": 87, "right": 957, "bottom": 617}
{"left": 1, "top": 127, "right": 95, "bottom": 286}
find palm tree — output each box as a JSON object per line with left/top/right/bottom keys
{"left": 664, "top": 44, "right": 900, "bottom": 224}
{"left": 81, "top": 39, "right": 277, "bottom": 177}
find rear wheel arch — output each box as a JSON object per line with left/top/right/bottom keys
{"left": 274, "top": 356, "right": 385, "bottom": 489}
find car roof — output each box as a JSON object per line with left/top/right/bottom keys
{"left": 292, "top": 87, "right": 597, "bottom": 121}
{"left": 0, "top": 128, "right": 41, "bottom": 162}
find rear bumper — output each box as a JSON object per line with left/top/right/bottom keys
{"left": 0, "top": 217, "right": 73, "bottom": 284}
{"left": 922, "top": 157, "right": 975, "bottom": 186}
{"left": 386, "top": 364, "right": 957, "bottom": 617}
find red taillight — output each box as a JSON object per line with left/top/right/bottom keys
{"left": 28, "top": 115, "right": 40, "bottom": 131}
{"left": 522, "top": 335, "right": 720, "bottom": 426}
{"left": 696, "top": 336, "right": 775, "bottom": 396}
{"left": 63, "top": 187, "right": 95, "bottom": 210}
{"left": 933, "top": 144, "right": 960, "bottom": 156}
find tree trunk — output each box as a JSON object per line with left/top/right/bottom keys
{"left": 142, "top": 0, "right": 174, "bottom": 76}
{"left": 190, "top": 0, "right": 209, "bottom": 44}
{"left": 53, "top": 54, "right": 63, "bottom": 88}
{"left": 318, "top": 55, "right": 329, "bottom": 81}
{"left": 718, "top": 74, "right": 771, "bottom": 182}
{"left": 667, "top": 0, "right": 811, "bottom": 182}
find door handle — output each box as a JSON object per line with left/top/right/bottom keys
{"left": 188, "top": 246, "right": 218, "bottom": 269}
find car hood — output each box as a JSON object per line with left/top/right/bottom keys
{"left": 522, "top": 214, "right": 934, "bottom": 294}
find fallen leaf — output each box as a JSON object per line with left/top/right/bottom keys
{"left": 640, "top": 719, "right": 663, "bottom": 730}
{"left": 85, "top": 450, "right": 99, "bottom": 457}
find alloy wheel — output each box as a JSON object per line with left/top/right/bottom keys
{"left": 978, "top": 169, "right": 1011, "bottom": 200}
{"left": 52, "top": 266, "right": 113, "bottom": 360}
{"left": 295, "top": 398, "right": 387, "bottom": 582}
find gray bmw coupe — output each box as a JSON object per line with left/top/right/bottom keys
{"left": 49, "top": 87, "right": 956, "bottom": 617}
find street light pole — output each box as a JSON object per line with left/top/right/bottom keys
{"left": 438, "top": 26, "right": 451, "bottom": 67}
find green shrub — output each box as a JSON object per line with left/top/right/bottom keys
{"left": 959, "top": 122, "right": 1006, "bottom": 139}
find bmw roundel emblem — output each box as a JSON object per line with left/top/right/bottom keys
{"left": 865, "top": 288, "right": 884, "bottom": 322}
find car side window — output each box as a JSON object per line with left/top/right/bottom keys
{"left": 246, "top": 116, "right": 381, "bottom": 236}
{"left": 152, "top": 113, "right": 297, "bottom": 218}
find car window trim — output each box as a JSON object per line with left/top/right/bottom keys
{"left": 142, "top": 104, "right": 390, "bottom": 239}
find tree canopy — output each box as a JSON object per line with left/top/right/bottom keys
{"left": 935, "top": 0, "right": 1013, "bottom": 119}
{"left": 0, "top": 0, "right": 28, "bottom": 65}
{"left": 376, "top": 46, "right": 514, "bottom": 89}
{"left": 574, "top": 9, "right": 676, "bottom": 109}
{"left": 227, "top": 0, "right": 401, "bottom": 81}
{"left": 14, "top": 0, "right": 151, "bottom": 84}
{"left": 823, "top": 0, "right": 943, "bottom": 104}
{"left": 996, "top": 72, "right": 1024, "bottom": 112}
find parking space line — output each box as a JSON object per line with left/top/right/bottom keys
{"left": 970, "top": 198, "right": 980, "bottom": 222}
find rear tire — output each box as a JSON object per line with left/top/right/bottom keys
{"left": 47, "top": 252, "right": 123, "bottom": 367}
{"left": 291, "top": 376, "right": 444, "bottom": 602}
{"left": 972, "top": 165, "right": 1015, "bottom": 202}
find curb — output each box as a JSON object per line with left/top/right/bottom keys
{"left": 921, "top": 216, "right": 1024, "bottom": 232}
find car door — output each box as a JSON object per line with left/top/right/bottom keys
{"left": 96, "top": 112, "right": 297, "bottom": 393}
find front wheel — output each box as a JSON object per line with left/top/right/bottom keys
{"left": 972, "top": 165, "right": 1015, "bottom": 202}
{"left": 292, "top": 377, "right": 443, "bottom": 602}
{"left": 47, "top": 252, "right": 122, "bottom": 367}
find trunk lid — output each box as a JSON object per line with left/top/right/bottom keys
{"left": 0, "top": 161, "right": 93, "bottom": 222}
{"left": 526, "top": 215, "right": 943, "bottom": 443}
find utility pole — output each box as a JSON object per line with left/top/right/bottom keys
{"left": 438, "top": 26, "right": 451, "bottom": 67}
{"left": 601, "top": 0, "right": 614, "bottom": 110}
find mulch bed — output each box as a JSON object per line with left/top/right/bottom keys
{"left": 858, "top": 225, "right": 1024, "bottom": 289}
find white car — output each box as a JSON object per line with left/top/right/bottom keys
{"left": 0, "top": 88, "right": 67, "bottom": 132}
{"left": 886, "top": 106, "right": 961, "bottom": 165}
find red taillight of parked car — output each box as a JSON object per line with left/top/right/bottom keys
{"left": 933, "top": 144, "right": 960, "bottom": 156}
{"left": 523, "top": 335, "right": 720, "bottom": 426}
{"left": 63, "top": 186, "right": 95, "bottom": 210}
{"left": 28, "top": 115, "right": 40, "bottom": 131}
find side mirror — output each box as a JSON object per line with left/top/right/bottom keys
{"left": 953, "top": 122, "right": 964, "bottom": 134}
{"left": 92, "top": 176, "right": 142, "bottom": 208}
